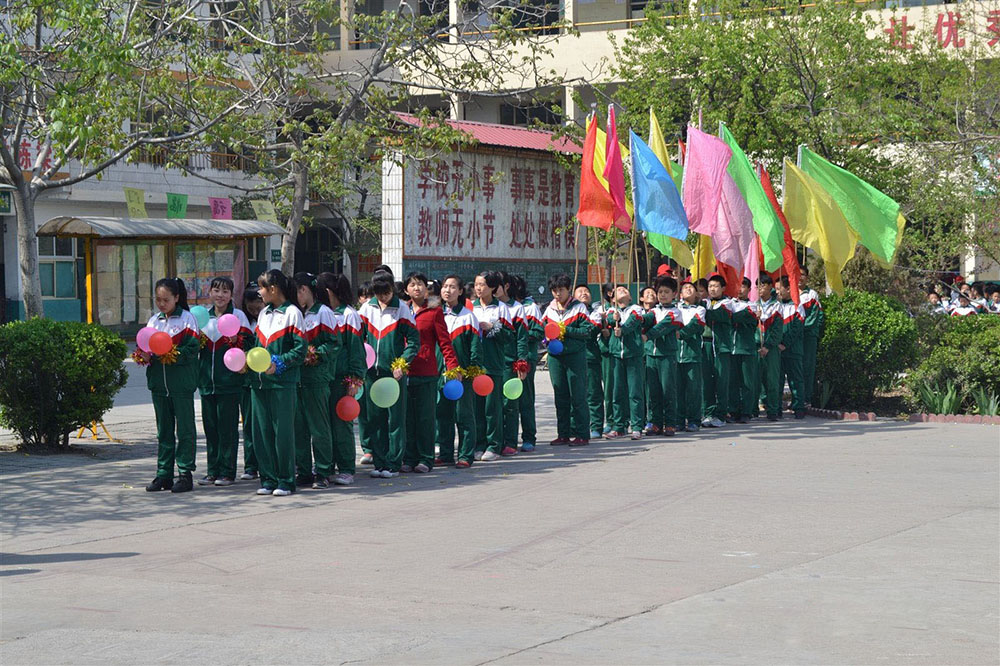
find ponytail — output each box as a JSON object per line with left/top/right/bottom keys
{"left": 155, "top": 277, "right": 189, "bottom": 312}
{"left": 317, "top": 272, "right": 352, "bottom": 307}
{"left": 258, "top": 269, "right": 296, "bottom": 305}
{"left": 293, "top": 271, "right": 328, "bottom": 307}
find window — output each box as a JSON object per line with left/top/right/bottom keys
{"left": 38, "top": 237, "right": 76, "bottom": 298}
{"left": 352, "top": 0, "right": 384, "bottom": 49}
{"left": 499, "top": 102, "right": 560, "bottom": 127}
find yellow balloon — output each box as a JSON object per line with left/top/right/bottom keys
{"left": 246, "top": 347, "right": 272, "bottom": 373}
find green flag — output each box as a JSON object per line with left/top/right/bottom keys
{"left": 166, "top": 192, "right": 188, "bottom": 219}
{"left": 799, "top": 147, "right": 904, "bottom": 265}
{"left": 719, "top": 125, "right": 785, "bottom": 272}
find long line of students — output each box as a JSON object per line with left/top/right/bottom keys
{"left": 138, "top": 264, "right": 822, "bottom": 495}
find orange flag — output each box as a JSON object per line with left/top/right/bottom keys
{"left": 758, "top": 164, "right": 801, "bottom": 306}
{"left": 577, "top": 115, "right": 614, "bottom": 231}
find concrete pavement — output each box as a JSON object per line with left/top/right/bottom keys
{"left": 1, "top": 361, "right": 998, "bottom": 664}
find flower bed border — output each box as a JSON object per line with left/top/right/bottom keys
{"left": 806, "top": 407, "right": 1000, "bottom": 424}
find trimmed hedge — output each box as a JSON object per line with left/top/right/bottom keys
{"left": 905, "top": 316, "right": 1000, "bottom": 413}
{"left": 815, "top": 289, "right": 917, "bottom": 410}
{"left": 0, "top": 318, "right": 127, "bottom": 448}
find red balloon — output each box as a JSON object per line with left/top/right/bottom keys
{"left": 472, "top": 374, "right": 494, "bottom": 397}
{"left": 544, "top": 322, "right": 561, "bottom": 340}
{"left": 149, "top": 331, "right": 173, "bottom": 356}
{"left": 335, "top": 396, "right": 361, "bottom": 421}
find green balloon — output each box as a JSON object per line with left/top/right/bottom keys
{"left": 190, "top": 305, "right": 210, "bottom": 328}
{"left": 370, "top": 376, "right": 400, "bottom": 408}
{"left": 503, "top": 377, "right": 523, "bottom": 400}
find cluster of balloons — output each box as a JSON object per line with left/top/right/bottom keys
{"left": 136, "top": 327, "right": 173, "bottom": 355}
{"left": 544, "top": 322, "right": 564, "bottom": 355}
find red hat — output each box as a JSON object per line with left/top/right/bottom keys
{"left": 656, "top": 264, "right": 674, "bottom": 277}
{"left": 679, "top": 277, "right": 693, "bottom": 287}
{"left": 954, "top": 275, "right": 965, "bottom": 284}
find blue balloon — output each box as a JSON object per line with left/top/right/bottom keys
{"left": 548, "top": 339, "right": 564, "bottom": 355}
{"left": 442, "top": 379, "right": 464, "bottom": 401}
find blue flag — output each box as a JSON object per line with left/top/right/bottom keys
{"left": 629, "top": 130, "right": 689, "bottom": 240}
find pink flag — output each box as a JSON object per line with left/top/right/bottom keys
{"left": 603, "top": 105, "right": 632, "bottom": 233}
{"left": 208, "top": 197, "right": 233, "bottom": 220}
{"left": 682, "top": 126, "right": 732, "bottom": 236}
{"left": 712, "top": 172, "right": 755, "bottom": 271}
{"left": 744, "top": 232, "right": 761, "bottom": 302}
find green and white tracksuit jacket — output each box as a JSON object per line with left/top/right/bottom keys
{"left": 198, "top": 304, "right": 253, "bottom": 396}
{"left": 252, "top": 302, "right": 308, "bottom": 388}
{"left": 300, "top": 303, "right": 341, "bottom": 387}
{"left": 146, "top": 308, "right": 201, "bottom": 395}
{"left": 472, "top": 298, "right": 515, "bottom": 377}
{"left": 358, "top": 296, "right": 420, "bottom": 373}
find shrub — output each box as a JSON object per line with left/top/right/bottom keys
{"left": 0, "top": 318, "right": 127, "bottom": 448}
{"left": 905, "top": 316, "right": 1000, "bottom": 413}
{"left": 815, "top": 289, "right": 917, "bottom": 410}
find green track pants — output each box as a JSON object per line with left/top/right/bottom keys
{"left": 610, "top": 356, "right": 645, "bottom": 433}
{"left": 152, "top": 392, "right": 197, "bottom": 479}
{"left": 502, "top": 367, "right": 520, "bottom": 449}
{"left": 365, "top": 373, "right": 407, "bottom": 472}
{"left": 435, "top": 379, "right": 477, "bottom": 463}
{"left": 703, "top": 349, "right": 731, "bottom": 420}
{"left": 405, "top": 376, "right": 439, "bottom": 467}
{"left": 294, "top": 383, "right": 334, "bottom": 478}
{"left": 549, "top": 351, "right": 589, "bottom": 439}
{"left": 475, "top": 374, "right": 503, "bottom": 454}
{"left": 201, "top": 392, "right": 240, "bottom": 479}
{"left": 586, "top": 356, "right": 604, "bottom": 435}
{"left": 781, "top": 353, "right": 806, "bottom": 414}
{"left": 602, "top": 353, "right": 614, "bottom": 431}
{"left": 677, "top": 362, "right": 703, "bottom": 427}
{"left": 328, "top": 379, "right": 357, "bottom": 475}
{"left": 729, "top": 354, "right": 759, "bottom": 419}
{"left": 517, "top": 366, "right": 537, "bottom": 445}
{"left": 240, "top": 387, "right": 257, "bottom": 474}
{"left": 251, "top": 387, "right": 297, "bottom": 491}
{"left": 759, "top": 348, "right": 782, "bottom": 418}
{"left": 646, "top": 356, "right": 678, "bottom": 430}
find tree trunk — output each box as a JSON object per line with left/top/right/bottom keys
{"left": 280, "top": 160, "right": 308, "bottom": 275}
{"left": 14, "top": 184, "right": 44, "bottom": 318}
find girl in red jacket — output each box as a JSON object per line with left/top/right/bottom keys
{"left": 402, "top": 271, "right": 460, "bottom": 472}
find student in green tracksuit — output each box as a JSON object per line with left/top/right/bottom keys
{"left": 498, "top": 272, "right": 530, "bottom": 456}
{"left": 319, "top": 272, "right": 365, "bottom": 486}
{"left": 607, "top": 286, "right": 646, "bottom": 440}
{"left": 598, "top": 282, "right": 615, "bottom": 435}
{"left": 643, "top": 276, "right": 682, "bottom": 436}
{"left": 239, "top": 285, "right": 264, "bottom": 480}
{"left": 197, "top": 277, "right": 253, "bottom": 488}
{"left": 472, "top": 270, "right": 514, "bottom": 461}
{"left": 516, "top": 276, "right": 543, "bottom": 452}
{"left": 702, "top": 273, "right": 734, "bottom": 428}
{"left": 435, "top": 275, "right": 484, "bottom": 468}
{"left": 777, "top": 276, "right": 807, "bottom": 419}
{"left": 574, "top": 283, "right": 604, "bottom": 440}
{"left": 729, "top": 278, "right": 760, "bottom": 423}
{"left": 799, "top": 266, "right": 823, "bottom": 405}
{"left": 292, "top": 272, "right": 341, "bottom": 489}
{"left": 542, "top": 273, "right": 594, "bottom": 445}
{"left": 356, "top": 280, "right": 375, "bottom": 465}
{"left": 359, "top": 271, "right": 420, "bottom": 478}
{"left": 251, "top": 270, "right": 308, "bottom": 496}
{"left": 755, "top": 274, "right": 784, "bottom": 422}
{"left": 142, "top": 277, "right": 201, "bottom": 493}
{"left": 676, "top": 280, "right": 707, "bottom": 432}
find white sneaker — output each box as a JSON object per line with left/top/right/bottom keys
{"left": 256, "top": 487, "right": 273, "bottom": 495}
{"left": 332, "top": 473, "right": 355, "bottom": 486}
{"left": 239, "top": 471, "right": 256, "bottom": 480}
{"left": 473, "top": 451, "right": 484, "bottom": 461}
{"left": 480, "top": 451, "right": 501, "bottom": 462}
{"left": 414, "top": 463, "right": 430, "bottom": 473}
{"left": 709, "top": 417, "right": 724, "bottom": 428}
{"left": 630, "top": 431, "right": 642, "bottom": 440}
{"left": 197, "top": 475, "right": 216, "bottom": 486}
{"left": 369, "top": 469, "right": 383, "bottom": 478}
{"left": 272, "top": 488, "right": 292, "bottom": 496}
{"left": 400, "top": 464, "right": 414, "bottom": 473}
{"left": 214, "top": 478, "right": 234, "bottom": 486}
{"left": 701, "top": 419, "right": 714, "bottom": 428}
{"left": 380, "top": 470, "right": 399, "bottom": 478}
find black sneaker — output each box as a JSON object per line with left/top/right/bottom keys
{"left": 296, "top": 473, "right": 313, "bottom": 487}
{"left": 171, "top": 472, "right": 193, "bottom": 493}
{"left": 312, "top": 474, "right": 329, "bottom": 489}
{"left": 146, "top": 476, "right": 173, "bottom": 492}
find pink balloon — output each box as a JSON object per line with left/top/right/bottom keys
{"left": 364, "top": 343, "right": 376, "bottom": 369}
{"left": 217, "top": 313, "right": 240, "bottom": 337}
{"left": 136, "top": 326, "right": 156, "bottom": 353}
{"left": 223, "top": 347, "right": 246, "bottom": 372}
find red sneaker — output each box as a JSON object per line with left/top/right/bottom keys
{"left": 663, "top": 427, "right": 676, "bottom": 437}
{"left": 645, "top": 425, "right": 662, "bottom": 436}
{"left": 605, "top": 431, "right": 624, "bottom": 440}
{"left": 568, "top": 438, "right": 589, "bottom": 447}
{"left": 500, "top": 446, "right": 518, "bottom": 456}
{"left": 549, "top": 437, "right": 570, "bottom": 446}
{"left": 455, "top": 460, "right": 471, "bottom": 468}
{"left": 434, "top": 458, "right": 454, "bottom": 466}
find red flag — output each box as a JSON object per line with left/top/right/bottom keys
{"left": 603, "top": 106, "right": 632, "bottom": 232}
{"left": 577, "top": 115, "right": 614, "bottom": 231}
{"left": 758, "top": 164, "right": 801, "bottom": 305}
{"left": 715, "top": 261, "right": 741, "bottom": 298}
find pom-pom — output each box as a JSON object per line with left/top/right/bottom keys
{"left": 159, "top": 345, "right": 180, "bottom": 365}
{"left": 131, "top": 349, "right": 151, "bottom": 366}
{"left": 390, "top": 357, "right": 410, "bottom": 374}
{"left": 443, "top": 367, "right": 464, "bottom": 381}
{"left": 343, "top": 375, "right": 364, "bottom": 390}
{"left": 199, "top": 332, "right": 209, "bottom": 349}
{"left": 557, "top": 321, "right": 567, "bottom": 341}
{"left": 304, "top": 345, "right": 319, "bottom": 366}
{"left": 463, "top": 365, "right": 485, "bottom": 378}
{"left": 271, "top": 354, "right": 287, "bottom": 376}
{"left": 512, "top": 359, "right": 529, "bottom": 375}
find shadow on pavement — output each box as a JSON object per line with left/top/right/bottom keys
{"left": 1, "top": 551, "right": 139, "bottom": 565}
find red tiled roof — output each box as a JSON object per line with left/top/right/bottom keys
{"left": 394, "top": 112, "right": 582, "bottom": 155}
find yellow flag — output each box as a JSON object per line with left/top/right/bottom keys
{"left": 593, "top": 120, "right": 634, "bottom": 218}
{"left": 648, "top": 108, "right": 673, "bottom": 179}
{"left": 693, "top": 233, "right": 715, "bottom": 280}
{"left": 782, "top": 159, "right": 859, "bottom": 294}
